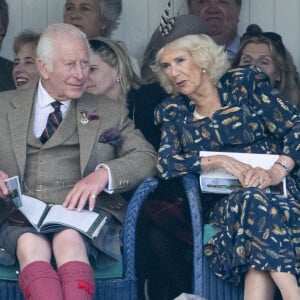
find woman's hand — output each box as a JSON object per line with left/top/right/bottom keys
{"left": 201, "top": 155, "right": 252, "bottom": 179}
{"left": 242, "top": 167, "right": 272, "bottom": 188}
{"left": 243, "top": 155, "right": 294, "bottom": 189}
{"left": 201, "top": 154, "right": 292, "bottom": 190}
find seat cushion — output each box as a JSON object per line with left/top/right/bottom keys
{"left": 0, "top": 257, "right": 123, "bottom": 281}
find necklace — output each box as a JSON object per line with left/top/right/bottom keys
{"left": 193, "top": 84, "right": 220, "bottom": 117}
{"left": 195, "top": 102, "right": 217, "bottom": 118}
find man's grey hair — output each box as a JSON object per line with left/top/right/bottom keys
{"left": 36, "top": 23, "right": 91, "bottom": 72}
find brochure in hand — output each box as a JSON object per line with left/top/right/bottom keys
{"left": 4, "top": 176, "right": 107, "bottom": 240}
{"left": 199, "top": 151, "right": 287, "bottom": 198}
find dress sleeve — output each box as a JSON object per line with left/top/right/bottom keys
{"left": 154, "top": 100, "right": 202, "bottom": 179}
{"left": 243, "top": 65, "right": 300, "bottom": 166}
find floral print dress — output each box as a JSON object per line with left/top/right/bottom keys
{"left": 154, "top": 65, "right": 300, "bottom": 285}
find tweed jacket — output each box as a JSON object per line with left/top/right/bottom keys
{"left": 0, "top": 86, "right": 157, "bottom": 223}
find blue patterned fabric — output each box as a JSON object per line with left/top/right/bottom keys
{"left": 154, "top": 65, "right": 300, "bottom": 285}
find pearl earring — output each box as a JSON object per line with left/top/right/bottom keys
{"left": 202, "top": 69, "right": 207, "bottom": 74}
{"left": 116, "top": 78, "right": 120, "bottom": 83}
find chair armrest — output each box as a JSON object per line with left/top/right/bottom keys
{"left": 183, "top": 174, "right": 205, "bottom": 296}
{"left": 122, "top": 177, "right": 158, "bottom": 280}
{"left": 183, "top": 174, "right": 245, "bottom": 300}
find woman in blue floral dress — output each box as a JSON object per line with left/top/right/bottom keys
{"left": 153, "top": 30, "right": 300, "bottom": 299}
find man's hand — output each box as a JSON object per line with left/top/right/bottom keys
{"left": 63, "top": 168, "right": 109, "bottom": 212}
{"left": 0, "top": 170, "right": 9, "bottom": 199}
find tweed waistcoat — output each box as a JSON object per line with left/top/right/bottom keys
{"left": 23, "top": 102, "right": 81, "bottom": 204}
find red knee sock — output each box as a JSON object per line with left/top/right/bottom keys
{"left": 58, "top": 261, "right": 95, "bottom": 300}
{"left": 18, "top": 261, "right": 63, "bottom": 300}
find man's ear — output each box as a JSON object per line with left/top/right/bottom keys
{"left": 36, "top": 58, "right": 50, "bottom": 80}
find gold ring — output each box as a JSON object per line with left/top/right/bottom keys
{"left": 91, "top": 194, "right": 96, "bottom": 199}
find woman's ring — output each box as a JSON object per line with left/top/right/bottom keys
{"left": 259, "top": 178, "right": 264, "bottom": 185}
{"left": 91, "top": 194, "right": 97, "bottom": 199}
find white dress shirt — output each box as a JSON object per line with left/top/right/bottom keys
{"left": 33, "top": 80, "right": 71, "bottom": 138}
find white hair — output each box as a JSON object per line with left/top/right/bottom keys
{"left": 36, "top": 23, "right": 91, "bottom": 71}
{"left": 153, "top": 34, "right": 230, "bottom": 94}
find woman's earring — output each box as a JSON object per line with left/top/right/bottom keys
{"left": 116, "top": 78, "right": 120, "bottom": 83}
{"left": 202, "top": 68, "right": 207, "bottom": 74}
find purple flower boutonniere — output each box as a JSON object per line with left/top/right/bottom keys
{"left": 80, "top": 110, "right": 100, "bottom": 125}
{"left": 99, "top": 128, "right": 121, "bottom": 145}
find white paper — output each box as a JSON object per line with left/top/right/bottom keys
{"left": 199, "top": 151, "right": 287, "bottom": 198}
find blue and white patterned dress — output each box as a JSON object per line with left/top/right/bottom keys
{"left": 154, "top": 65, "right": 300, "bottom": 285}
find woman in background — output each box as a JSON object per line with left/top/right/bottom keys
{"left": 233, "top": 24, "right": 300, "bottom": 109}
{"left": 63, "top": 0, "right": 140, "bottom": 75}
{"left": 86, "top": 38, "right": 143, "bottom": 104}
{"left": 12, "top": 30, "right": 40, "bottom": 90}
{"left": 63, "top": 0, "right": 121, "bottom": 38}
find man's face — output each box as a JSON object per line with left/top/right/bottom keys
{"left": 188, "top": 0, "right": 240, "bottom": 46}
{"left": 64, "top": 0, "right": 104, "bottom": 39}
{"left": 38, "top": 35, "right": 90, "bottom": 101}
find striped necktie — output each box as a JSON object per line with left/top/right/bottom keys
{"left": 40, "top": 101, "right": 63, "bottom": 144}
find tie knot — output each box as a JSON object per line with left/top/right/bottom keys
{"left": 51, "top": 101, "right": 62, "bottom": 111}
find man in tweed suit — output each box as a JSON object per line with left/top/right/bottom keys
{"left": 0, "top": 23, "right": 156, "bottom": 300}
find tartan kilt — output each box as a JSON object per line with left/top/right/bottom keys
{"left": 142, "top": 196, "right": 193, "bottom": 246}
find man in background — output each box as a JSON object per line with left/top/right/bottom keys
{"left": 187, "top": 0, "right": 242, "bottom": 59}
{"left": 0, "top": 0, "right": 15, "bottom": 91}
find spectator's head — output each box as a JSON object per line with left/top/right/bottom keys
{"left": 63, "top": 0, "right": 122, "bottom": 38}
{"left": 141, "top": 14, "right": 210, "bottom": 83}
{"left": 153, "top": 34, "right": 229, "bottom": 95}
{"left": 86, "top": 38, "right": 143, "bottom": 104}
{"left": 233, "top": 24, "right": 300, "bottom": 108}
{"left": 150, "top": 14, "right": 229, "bottom": 95}
{"left": 0, "top": 0, "right": 9, "bottom": 49}
{"left": 36, "top": 23, "right": 91, "bottom": 101}
{"left": 12, "top": 30, "right": 40, "bottom": 90}
{"left": 187, "top": 0, "right": 241, "bottom": 47}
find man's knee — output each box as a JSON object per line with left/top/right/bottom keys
{"left": 53, "top": 229, "right": 88, "bottom": 266}
{"left": 17, "top": 233, "right": 51, "bottom": 268}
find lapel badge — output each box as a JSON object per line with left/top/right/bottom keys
{"left": 80, "top": 110, "right": 89, "bottom": 125}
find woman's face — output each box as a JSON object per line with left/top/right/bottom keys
{"left": 64, "top": 0, "right": 103, "bottom": 39}
{"left": 159, "top": 46, "right": 208, "bottom": 98}
{"left": 86, "top": 52, "right": 119, "bottom": 98}
{"left": 239, "top": 42, "right": 280, "bottom": 86}
{"left": 13, "top": 43, "right": 39, "bottom": 90}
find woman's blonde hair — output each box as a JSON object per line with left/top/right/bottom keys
{"left": 152, "top": 34, "right": 230, "bottom": 95}
{"left": 89, "top": 37, "right": 143, "bottom": 104}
